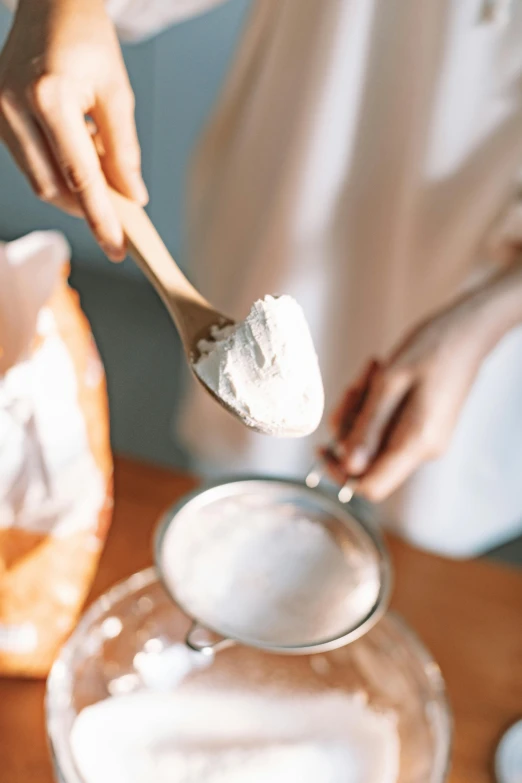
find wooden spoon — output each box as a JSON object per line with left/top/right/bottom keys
{"left": 109, "top": 189, "right": 233, "bottom": 359}
{"left": 109, "top": 190, "right": 258, "bottom": 427}
{"left": 109, "top": 191, "right": 314, "bottom": 437}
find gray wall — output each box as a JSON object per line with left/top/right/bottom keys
{"left": 0, "top": 0, "right": 251, "bottom": 275}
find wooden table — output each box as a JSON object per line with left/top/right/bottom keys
{"left": 1, "top": 457, "right": 521, "bottom": 783}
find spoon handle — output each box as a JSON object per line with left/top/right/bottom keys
{"left": 109, "top": 190, "right": 212, "bottom": 347}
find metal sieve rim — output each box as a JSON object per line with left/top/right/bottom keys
{"left": 154, "top": 476, "right": 393, "bottom": 655}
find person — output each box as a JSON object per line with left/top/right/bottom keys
{"left": 1, "top": 0, "right": 522, "bottom": 553}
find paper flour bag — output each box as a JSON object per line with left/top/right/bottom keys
{"left": 0, "top": 231, "right": 113, "bottom": 677}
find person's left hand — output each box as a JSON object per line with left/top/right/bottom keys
{"left": 323, "top": 299, "right": 491, "bottom": 502}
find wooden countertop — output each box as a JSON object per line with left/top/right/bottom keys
{"left": 1, "top": 457, "right": 521, "bottom": 783}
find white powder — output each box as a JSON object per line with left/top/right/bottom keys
{"left": 70, "top": 690, "right": 400, "bottom": 783}
{"left": 193, "top": 295, "right": 324, "bottom": 436}
{"left": 160, "top": 496, "right": 381, "bottom": 648}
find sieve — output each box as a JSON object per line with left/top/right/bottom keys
{"left": 155, "top": 476, "right": 391, "bottom": 657}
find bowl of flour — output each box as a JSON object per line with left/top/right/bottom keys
{"left": 46, "top": 475, "right": 451, "bottom": 783}
{"left": 46, "top": 568, "right": 451, "bottom": 783}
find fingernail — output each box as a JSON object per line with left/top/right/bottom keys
{"left": 90, "top": 193, "right": 125, "bottom": 249}
{"left": 102, "top": 231, "right": 125, "bottom": 260}
{"left": 347, "top": 446, "right": 369, "bottom": 474}
{"left": 105, "top": 212, "right": 125, "bottom": 249}
{"left": 332, "top": 442, "right": 346, "bottom": 460}
{"left": 131, "top": 176, "right": 149, "bottom": 205}
{"left": 101, "top": 242, "right": 126, "bottom": 262}
{"left": 338, "top": 480, "right": 356, "bottom": 504}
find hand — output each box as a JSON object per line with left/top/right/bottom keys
{"left": 0, "top": 0, "right": 148, "bottom": 260}
{"left": 324, "top": 300, "right": 492, "bottom": 502}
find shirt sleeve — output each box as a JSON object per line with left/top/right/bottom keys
{"left": 0, "top": 0, "right": 230, "bottom": 42}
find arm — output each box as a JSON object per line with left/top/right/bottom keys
{"left": 326, "top": 251, "right": 522, "bottom": 503}
{"left": 0, "top": 0, "right": 148, "bottom": 259}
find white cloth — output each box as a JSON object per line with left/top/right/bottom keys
{"left": 0, "top": 233, "right": 106, "bottom": 540}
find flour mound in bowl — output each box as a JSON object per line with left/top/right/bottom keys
{"left": 70, "top": 690, "right": 400, "bottom": 783}
{"left": 193, "top": 295, "right": 324, "bottom": 436}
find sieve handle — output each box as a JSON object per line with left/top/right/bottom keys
{"left": 185, "top": 621, "right": 235, "bottom": 657}
{"left": 305, "top": 444, "right": 357, "bottom": 504}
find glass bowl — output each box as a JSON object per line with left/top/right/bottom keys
{"left": 46, "top": 568, "right": 451, "bottom": 783}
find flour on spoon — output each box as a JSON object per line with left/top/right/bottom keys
{"left": 193, "top": 295, "right": 324, "bottom": 436}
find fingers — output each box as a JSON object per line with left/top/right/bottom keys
{"left": 356, "top": 391, "right": 445, "bottom": 502}
{"left": 338, "top": 366, "right": 411, "bottom": 475}
{"left": 92, "top": 86, "right": 148, "bottom": 205}
{"left": 319, "top": 447, "right": 347, "bottom": 486}
{"left": 322, "top": 360, "right": 380, "bottom": 485}
{"left": 330, "top": 360, "right": 381, "bottom": 438}
{"left": 29, "top": 77, "right": 126, "bottom": 260}
{"left": 0, "top": 91, "right": 80, "bottom": 214}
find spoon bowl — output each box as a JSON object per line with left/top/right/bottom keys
{"left": 110, "top": 192, "right": 324, "bottom": 438}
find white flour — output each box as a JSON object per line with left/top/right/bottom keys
{"left": 70, "top": 690, "right": 400, "bottom": 783}
{"left": 160, "top": 496, "right": 381, "bottom": 647}
{"left": 192, "top": 295, "right": 324, "bottom": 436}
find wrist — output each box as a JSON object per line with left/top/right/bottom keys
{"left": 462, "top": 251, "right": 522, "bottom": 354}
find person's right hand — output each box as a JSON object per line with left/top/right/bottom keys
{"left": 0, "top": 0, "right": 148, "bottom": 260}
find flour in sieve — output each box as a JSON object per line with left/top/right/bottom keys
{"left": 160, "top": 497, "right": 381, "bottom": 647}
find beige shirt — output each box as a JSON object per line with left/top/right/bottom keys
{"left": 178, "top": 0, "right": 522, "bottom": 553}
